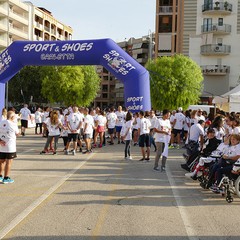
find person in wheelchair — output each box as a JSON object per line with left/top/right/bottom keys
{"left": 209, "top": 134, "right": 240, "bottom": 193}
{"left": 182, "top": 127, "right": 221, "bottom": 172}
{"left": 185, "top": 134, "right": 227, "bottom": 180}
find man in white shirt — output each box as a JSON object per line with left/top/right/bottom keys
{"left": 169, "top": 107, "right": 185, "bottom": 149}
{"left": 138, "top": 111, "right": 151, "bottom": 162}
{"left": 115, "top": 106, "right": 126, "bottom": 144}
{"left": 154, "top": 109, "right": 171, "bottom": 172}
{"left": 35, "top": 107, "right": 43, "bottom": 135}
{"left": 19, "top": 104, "right": 31, "bottom": 136}
{"left": 0, "top": 111, "right": 19, "bottom": 184}
{"left": 65, "top": 106, "right": 83, "bottom": 155}
{"left": 107, "top": 107, "right": 117, "bottom": 145}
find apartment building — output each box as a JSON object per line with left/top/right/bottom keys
{"left": 0, "top": 0, "right": 29, "bottom": 51}
{"left": 189, "top": 0, "right": 237, "bottom": 100}
{"left": 94, "top": 36, "right": 153, "bottom": 109}
{"left": 0, "top": 1, "right": 72, "bottom": 52}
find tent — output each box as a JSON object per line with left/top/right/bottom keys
{"left": 212, "top": 84, "right": 240, "bottom": 112}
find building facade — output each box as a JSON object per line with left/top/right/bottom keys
{"left": 0, "top": 0, "right": 72, "bottom": 52}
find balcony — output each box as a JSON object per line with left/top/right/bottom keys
{"left": 202, "top": 65, "right": 230, "bottom": 75}
{"left": 158, "top": 6, "right": 178, "bottom": 14}
{"left": 201, "top": 23, "right": 231, "bottom": 35}
{"left": 201, "top": 44, "right": 231, "bottom": 55}
{"left": 202, "top": 2, "right": 232, "bottom": 15}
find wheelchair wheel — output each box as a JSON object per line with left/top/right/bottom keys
{"left": 226, "top": 196, "right": 233, "bottom": 203}
{"left": 234, "top": 176, "right": 240, "bottom": 198}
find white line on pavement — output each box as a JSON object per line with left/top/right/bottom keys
{"left": 0, "top": 153, "right": 95, "bottom": 240}
{"left": 166, "top": 167, "right": 199, "bottom": 240}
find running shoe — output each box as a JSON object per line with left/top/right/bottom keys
{"left": 3, "top": 177, "right": 14, "bottom": 184}
{"left": 0, "top": 176, "right": 3, "bottom": 182}
{"left": 153, "top": 167, "right": 160, "bottom": 171}
{"left": 168, "top": 145, "right": 175, "bottom": 149}
{"left": 161, "top": 166, "right": 166, "bottom": 172}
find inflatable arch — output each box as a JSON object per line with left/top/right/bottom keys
{"left": 0, "top": 39, "right": 151, "bottom": 113}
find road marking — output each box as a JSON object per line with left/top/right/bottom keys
{"left": 0, "top": 153, "right": 95, "bottom": 240}
{"left": 166, "top": 167, "right": 199, "bottom": 240}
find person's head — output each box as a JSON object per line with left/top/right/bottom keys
{"left": 162, "top": 109, "right": 170, "bottom": 119}
{"left": 50, "top": 110, "right": 59, "bottom": 124}
{"left": 232, "top": 117, "right": 240, "bottom": 127}
{"left": 2, "top": 108, "right": 7, "bottom": 116}
{"left": 185, "top": 110, "right": 191, "bottom": 118}
{"left": 172, "top": 110, "right": 176, "bottom": 115}
{"left": 230, "top": 134, "right": 240, "bottom": 146}
{"left": 198, "top": 119, "right": 205, "bottom": 128}
{"left": 72, "top": 106, "right": 79, "bottom": 113}
{"left": 125, "top": 111, "right": 133, "bottom": 121}
{"left": 118, "top": 106, "right": 122, "bottom": 112}
{"left": 110, "top": 106, "right": 115, "bottom": 112}
{"left": 178, "top": 107, "right": 183, "bottom": 112}
{"left": 205, "top": 120, "right": 212, "bottom": 127}
{"left": 24, "top": 104, "right": 28, "bottom": 108}
{"left": 149, "top": 110, "right": 155, "bottom": 117}
{"left": 139, "top": 111, "right": 144, "bottom": 118}
{"left": 211, "top": 116, "right": 223, "bottom": 129}
{"left": 197, "top": 109, "right": 203, "bottom": 116}
{"left": 207, "top": 128, "right": 215, "bottom": 139}
{"left": 84, "top": 107, "right": 89, "bottom": 115}
{"left": 7, "top": 111, "right": 16, "bottom": 121}
{"left": 145, "top": 111, "right": 150, "bottom": 118}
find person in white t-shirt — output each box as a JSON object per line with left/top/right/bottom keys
{"left": 115, "top": 106, "right": 126, "bottom": 144}
{"left": 138, "top": 111, "right": 151, "bottom": 162}
{"left": 132, "top": 112, "right": 140, "bottom": 146}
{"left": 82, "top": 108, "right": 94, "bottom": 154}
{"left": 35, "top": 107, "right": 43, "bottom": 135}
{"left": 153, "top": 109, "right": 171, "bottom": 172}
{"left": 94, "top": 110, "right": 107, "bottom": 148}
{"left": 19, "top": 104, "right": 31, "bottom": 136}
{"left": 65, "top": 106, "right": 83, "bottom": 155}
{"left": 169, "top": 107, "right": 185, "bottom": 149}
{"left": 122, "top": 111, "right": 133, "bottom": 160}
{"left": 107, "top": 107, "right": 117, "bottom": 145}
{"left": 40, "top": 110, "right": 62, "bottom": 155}
{"left": 0, "top": 111, "right": 19, "bottom": 184}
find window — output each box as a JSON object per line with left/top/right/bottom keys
{"left": 102, "top": 93, "right": 108, "bottom": 99}
{"left": 218, "top": 18, "right": 223, "bottom": 26}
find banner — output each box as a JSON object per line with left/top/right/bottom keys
{"left": 0, "top": 39, "right": 151, "bottom": 112}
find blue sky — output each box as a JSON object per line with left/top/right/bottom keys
{"left": 26, "top": 0, "right": 156, "bottom": 42}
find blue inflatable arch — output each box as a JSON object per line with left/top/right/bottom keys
{"left": 0, "top": 39, "right": 151, "bottom": 112}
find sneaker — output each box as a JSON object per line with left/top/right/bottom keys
{"left": 176, "top": 145, "right": 180, "bottom": 150}
{"left": 40, "top": 151, "right": 47, "bottom": 154}
{"left": 144, "top": 159, "right": 150, "bottom": 163}
{"left": 98, "top": 144, "right": 102, "bottom": 148}
{"left": 64, "top": 150, "right": 70, "bottom": 155}
{"left": 72, "top": 150, "right": 76, "bottom": 156}
{"left": 121, "top": 141, "right": 125, "bottom": 144}
{"left": 161, "top": 166, "right": 166, "bottom": 172}
{"left": 127, "top": 156, "right": 133, "bottom": 160}
{"left": 181, "top": 164, "right": 190, "bottom": 172}
{"left": 153, "top": 167, "right": 160, "bottom": 171}
{"left": 168, "top": 145, "right": 175, "bottom": 149}
{"left": 53, "top": 151, "right": 57, "bottom": 155}
{"left": 139, "top": 158, "right": 145, "bottom": 161}
{"left": 3, "top": 177, "right": 14, "bottom": 184}
{"left": 185, "top": 172, "right": 195, "bottom": 179}
{"left": 109, "top": 142, "right": 114, "bottom": 145}
{"left": 118, "top": 141, "right": 120, "bottom": 144}
{"left": 0, "top": 176, "right": 3, "bottom": 182}
{"left": 133, "top": 143, "right": 138, "bottom": 146}
{"left": 79, "top": 148, "right": 82, "bottom": 152}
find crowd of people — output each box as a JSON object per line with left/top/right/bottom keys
{"left": 1, "top": 104, "right": 240, "bottom": 196}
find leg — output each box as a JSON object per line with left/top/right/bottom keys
{"left": 44, "top": 136, "right": 53, "bottom": 151}
{"left": 4, "top": 159, "right": 13, "bottom": 178}
{"left": 125, "top": 140, "right": 130, "bottom": 158}
{"left": 53, "top": 135, "right": 59, "bottom": 151}
{"left": 154, "top": 142, "right": 163, "bottom": 168}
{"left": 0, "top": 160, "right": 6, "bottom": 177}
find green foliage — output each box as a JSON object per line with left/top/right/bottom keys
{"left": 8, "top": 66, "right": 47, "bottom": 104}
{"left": 146, "top": 54, "right": 203, "bottom": 110}
{"left": 41, "top": 66, "right": 100, "bottom": 106}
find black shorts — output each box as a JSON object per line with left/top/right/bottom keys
{"left": 108, "top": 128, "right": 114, "bottom": 134}
{"left": 173, "top": 129, "right": 182, "bottom": 135}
{"left": 21, "top": 119, "right": 28, "bottom": 128}
{"left": 0, "top": 152, "right": 17, "bottom": 160}
{"left": 67, "top": 133, "right": 78, "bottom": 142}
{"left": 139, "top": 134, "right": 150, "bottom": 147}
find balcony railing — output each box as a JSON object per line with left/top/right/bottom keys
{"left": 201, "top": 23, "right": 231, "bottom": 34}
{"left": 201, "top": 65, "right": 230, "bottom": 75}
{"left": 201, "top": 44, "right": 231, "bottom": 55}
{"left": 202, "top": 2, "right": 232, "bottom": 13}
{"left": 159, "top": 6, "right": 178, "bottom": 13}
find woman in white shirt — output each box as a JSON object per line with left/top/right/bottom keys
{"left": 40, "top": 110, "right": 62, "bottom": 155}
{"left": 122, "top": 111, "right": 133, "bottom": 160}
{"left": 94, "top": 110, "right": 107, "bottom": 148}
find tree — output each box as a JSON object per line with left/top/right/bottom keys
{"left": 41, "top": 65, "right": 100, "bottom": 106}
{"left": 146, "top": 54, "right": 203, "bottom": 110}
{"left": 8, "top": 66, "right": 47, "bottom": 104}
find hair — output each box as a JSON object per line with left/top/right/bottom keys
{"left": 139, "top": 111, "right": 144, "bottom": 117}
{"left": 162, "top": 109, "right": 170, "bottom": 116}
{"left": 185, "top": 110, "right": 191, "bottom": 118}
{"left": 85, "top": 107, "right": 89, "bottom": 114}
{"left": 110, "top": 106, "right": 115, "bottom": 112}
{"left": 198, "top": 120, "right": 205, "bottom": 125}
{"left": 211, "top": 116, "right": 223, "bottom": 129}
{"left": 7, "top": 111, "right": 15, "bottom": 120}
{"left": 233, "top": 117, "right": 240, "bottom": 127}
{"left": 230, "top": 134, "right": 240, "bottom": 143}
{"left": 125, "top": 111, "right": 133, "bottom": 121}
{"left": 50, "top": 110, "right": 59, "bottom": 125}
{"left": 207, "top": 128, "right": 215, "bottom": 134}
{"left": 2, "top": 108, "right": 7, "bottom": 117}
{"left": 145, "top": 111, "right": 150, "bottom": 117}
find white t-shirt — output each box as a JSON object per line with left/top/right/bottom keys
{"left": 0, "top": 120, "right": 19, "bottom": 153}
{"left": 214, "top": 127, "right": 225, "bottom": 141}
{"left": 173, "top": 112, "right": 185, "bottom": 130}
{"left": 133, "top": 117, "right": 140, "bottom": 130}
{"left": 20, "top": 107, "right": 31, "bottom": 120}
{"left": 96, "top": 115, "right": 106, "bottom": 127}
{"left": 232, "top": 126, "right": 240, "bottom": 135}
{"left": 184, "top": 116, "right": 190, "bottom": 131}
{"left": 170, "top": 114, "right": 175, "bottom": 126}
{"left": 84, "top": 114, "right": 94, "bottom": 134}
{"left": 35, "top": 111, "right": 43, "bottom": 124}
{"left": 107, "top": 112, "right": 117, "bottom": 129}
{"left": 223, "top": 144, "right": 240, "bottom": 157}
{"left": 154, "top": 118, "right": 171, "bottom": 143}
{"left": 124, "top": 120, "right": 133, "bottom": 140}
{"left": 115, "top": 111, "right": 125, "bottom": 127}
{"left": 189, "top": 123, "right": 205, "bottom": 142}
{"left": 67, "top": 112, "right": 82, "bottom": 134}
{"left": 44, "top": 118, "right": 61, "bottom": 136}
{"left": 149, "top": 116, "right": 158, "bottom": 130}
{"left": 139, "top": 117, "right": 151, "bottom": 135}
{"left": 43, "top": 111, "right": 49, "bottom": 122}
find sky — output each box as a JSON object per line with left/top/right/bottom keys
{"left": 25, "top": 0, "right": 156, "bottom": 42}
